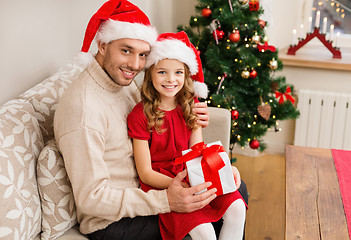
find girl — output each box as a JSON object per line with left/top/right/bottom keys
{"left": 127, "top": 31, "right": 246, "bottom": 240}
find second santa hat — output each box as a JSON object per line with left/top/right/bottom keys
{"left": 146, "top": 31, "right": 208, "bottom": 99}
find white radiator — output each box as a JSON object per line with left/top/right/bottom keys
{"left": 294, "top": 89, "right": 351, "bottom": 150}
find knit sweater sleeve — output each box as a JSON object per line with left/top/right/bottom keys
{"left": 57, "top": 126, "right": 170, "bottom": 223}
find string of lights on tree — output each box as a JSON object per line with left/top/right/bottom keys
{"left": 178, "top": 0, "right": 299, "bottom": 152}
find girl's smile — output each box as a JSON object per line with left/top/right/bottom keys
{"left": 151, "top": 59, "right": 185, "bottom": 110}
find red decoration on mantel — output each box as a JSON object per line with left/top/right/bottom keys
{"left": 202, "top": 7, "right": 212, "bottom": 18}
{"left": 287, "top": 27, "right": 341, "bottom": 59}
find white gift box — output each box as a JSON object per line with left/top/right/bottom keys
{"left": 181, "top": 141, "right": 237, "bottom": 195}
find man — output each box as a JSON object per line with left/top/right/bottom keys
{"left": 54, "top": 0, "right": 247, "bottom": 239}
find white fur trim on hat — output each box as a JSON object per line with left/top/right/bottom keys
{"left": 193, "top": 81, "right": 208, "bottom": 99}
{"left": 96, "top": 19, "right": 158, "bottom": 45}
{"left": 145, "top": 39, "right": 198, "bottom": 75}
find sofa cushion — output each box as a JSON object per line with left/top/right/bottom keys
{"left": 37, "top": 140, "right": 77, "bottom": 240}
{"left": 34, "top": 225, "right": 88, "bottom": 240}
{"left": 0, "top": 99, "right": 44, "bottom": 239}
{"left": 19, "top": 62, "right": 84, "bottom": 143}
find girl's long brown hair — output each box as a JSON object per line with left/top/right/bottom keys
{"left": 141, "top": 63, "right": 198, "bottom": 134}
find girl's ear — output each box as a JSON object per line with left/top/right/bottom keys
{"left": 97, "top": 40, "right": 107, "bottom": 56}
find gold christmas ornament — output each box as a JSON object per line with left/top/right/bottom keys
{"left": 241, "top": 70, "right": 250, "bottom": 79}
{"left": 252, "top": 33, "right": 260, "bottom": 44}
{"left": 269, "top": 58, "right": 278, "bottom": 70}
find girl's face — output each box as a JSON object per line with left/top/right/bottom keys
{"left": 151, "top": 59, "right": 185, "bottom": 108}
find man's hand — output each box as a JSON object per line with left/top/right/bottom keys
{"left": 193, "top": 102, "right": 209, "bottom": 128}
{"left": 232, "top": 166, "right": 241, "bottom": 189}
{"left": 167, "top": 170, "right": 217, "bottom": 213}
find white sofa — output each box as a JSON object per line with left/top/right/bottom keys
{"left": 0, "top": 63, "right": 231, "bottom": 240}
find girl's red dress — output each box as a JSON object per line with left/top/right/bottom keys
{"left": 127, "top": 102, "right": 245, "bottom": 240}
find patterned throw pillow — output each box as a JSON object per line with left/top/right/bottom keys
{"left": 19, "top": 62, "right": 85, "bottom": 143}
{"left": 0, "top": 99, "right": 44, "bottom": 240}
{"left": 37, "top": 140, "right": 77, "bottom": 240}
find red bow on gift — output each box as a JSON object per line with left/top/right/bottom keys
{"left": 175, "top": 142, "right": 226, "bottom": 195}
{"left": 257, "top": 42, "right": 276, "bottom": 52}
{"left": 275, "top": 86, "right": 295, "bottom": 104}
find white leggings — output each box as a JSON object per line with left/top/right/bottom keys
{"left": 188, "top": 199, "right": 246, "bottom": 240}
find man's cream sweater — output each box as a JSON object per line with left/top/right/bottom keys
{"left": 54, "top": 60, "right": 170, "bottom": 234}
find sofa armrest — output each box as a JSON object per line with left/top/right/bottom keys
{"left": 202, "top": 107, "right": 231, "bottom": 153}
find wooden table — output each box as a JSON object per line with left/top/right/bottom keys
{"left": 285, "top": 145, "right": 349, "bottom": 239}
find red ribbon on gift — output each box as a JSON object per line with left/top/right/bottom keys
{"left": 175, "top": 142, "right": 226, "bottom": 195}
{"left": 275, "top": 86, "right": 295, "bottom": 104}
{"left": 257, "top": 42, "right": 276, "bottom": 52}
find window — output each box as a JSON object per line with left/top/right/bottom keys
{"left": 298, "top": 0, "right": 351, "bottom": 48}
{"left": 311, "top": 0, "right": 351, "bottom": 34}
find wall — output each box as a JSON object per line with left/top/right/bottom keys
{"left": 0, "top": 0, "right": 106, "bottom": 105}
{"left": 1, "top": 0, "right": 350, "bottom": 153}
{"left": 0, "top": 0, "right": 184, "bottom": 104}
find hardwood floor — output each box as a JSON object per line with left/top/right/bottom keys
{"left": 233, "top": 153, "right": 286, "bottom": 240}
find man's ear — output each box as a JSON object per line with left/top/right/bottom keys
{"left": 97, "top": 40, "right": 107, "bottom": 56}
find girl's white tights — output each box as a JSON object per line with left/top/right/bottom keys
{"left": 188, "top": 199, "right": 246, "bottom": 240}
{"left": 189, "top": 222, "right": 216, "bottom": 240}
{"left": 219, "top": 199, "right": 246, "bottom": 240}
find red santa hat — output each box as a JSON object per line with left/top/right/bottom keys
{"left": 77, "top": 0, "right": 158, "bottom": 67}
{"left": 145, "top": 31, "right": 208, "bottom": 99}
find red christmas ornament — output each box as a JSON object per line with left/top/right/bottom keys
{"left": 229, "top": 30, "right": 240, "bottom": 43}
{"left": 250, "top": 69, "right": 257, "bottom": 79}
{"left": 231, "top": 110, "right": 239, "bottom": 120}
{"left": 258, "top": 19, "right": 266, "bottom": 28}
{"left": 249, "top": 139, "right": 260, "bottom": 149}
{"left": 213, "top": 27, "right": 225, "bottom": 41}
{"left": 202, "top": 7, "right": 212, "bottom": 18}
{"left": 249, "top": 0, "right": 259, "bottom": 11}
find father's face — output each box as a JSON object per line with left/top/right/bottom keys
{"left": 98, "top": 38, "right": 151, "bottom": 86}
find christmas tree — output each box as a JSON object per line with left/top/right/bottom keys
{"left": 178, "top": 0, "right": 299, "bottom": 152}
